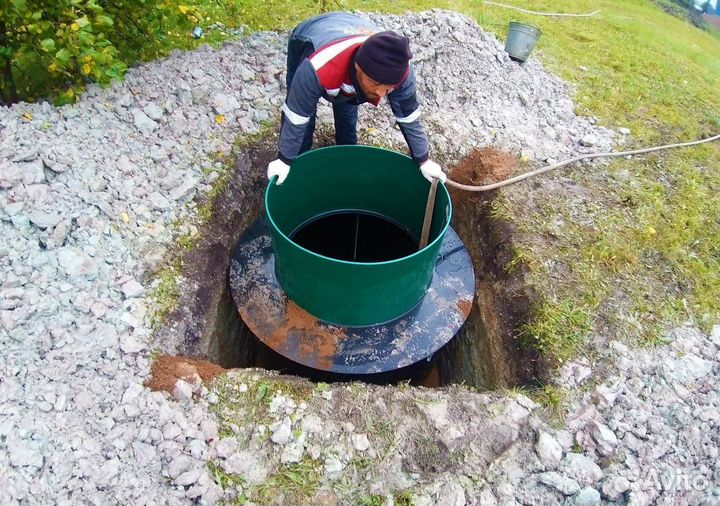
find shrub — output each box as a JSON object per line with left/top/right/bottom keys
{"left": 1, "top": 0, "right": 197, "bottom": 104}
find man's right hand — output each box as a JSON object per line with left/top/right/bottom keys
{"left": 267, "top": 159, "right": 290, "bottom": 185}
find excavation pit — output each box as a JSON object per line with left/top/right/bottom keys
{"left": 229, "top": 146, "right": 475, "bottom": 383}
{"left": 158, "top": 138, "right": 545, "bottom": 389}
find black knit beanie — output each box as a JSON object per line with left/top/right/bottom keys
{"left": 355, "top": 31, "right": 412, "bottom": 85}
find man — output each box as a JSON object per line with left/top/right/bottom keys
{"left": 266, "top": 12, "right": 446, "bottom": 185}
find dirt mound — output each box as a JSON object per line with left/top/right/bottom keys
{"left": 450, "top": 147, "right": 519, "bottom": 186}
{"left": 448, "top": 147, "right": 520, "bottom": 208}
{"left": 145, "top": 355, "right": 227, "bottom": 395}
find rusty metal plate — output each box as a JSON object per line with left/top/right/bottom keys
{"left": 229, "top": 216, "right": 475, "bottom": 375}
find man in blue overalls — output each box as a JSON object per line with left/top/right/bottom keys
{"left": 266, "top": 12, "right": 446, "bottom": 185}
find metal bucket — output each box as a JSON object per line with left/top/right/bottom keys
{"left": 265, "top": 145, "right": 451, "bottom": 327}
{"left": 505, "top": 21, "right": 541, "bottom": 63}
{"left": 691, "top": 0, "right": 709, "bottom": 12}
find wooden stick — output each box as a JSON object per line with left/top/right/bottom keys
{"left": 419, "top": 178, "right": 439, "bottom": 250}
{"left": 483, "top": 1, "right": 601, "bottom": 17}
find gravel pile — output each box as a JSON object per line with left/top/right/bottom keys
{"left": 0, "top": 10, "right": 716, "bottom": 506}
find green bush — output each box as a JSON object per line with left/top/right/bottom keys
{"left": 1, "top": 0, "right": 198, "bottom": 104}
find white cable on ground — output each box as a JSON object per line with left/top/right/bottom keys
{"left": 482, "top": 1, "right": 601, "bottom": 17}
{"left": 445, "top": 134, "right": 720, "bottom": 192}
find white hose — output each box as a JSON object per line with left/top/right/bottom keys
{"left": 482, "top": 1, "right": 601, "bottom": 17}
{"left": 445, "top": 134, "right": 720, "bottom": 192}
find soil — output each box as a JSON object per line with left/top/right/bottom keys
{"left": 145, "top": 354, "right": 227, "bottom": 395}
{"left": 449, "top": 147, "right": 519, "bottom": 186}
{"left": 448, "top": 146, "right": 520, "bottom": 209}
{"left": 457, "top": 298, "right": 474, "bottom": 319}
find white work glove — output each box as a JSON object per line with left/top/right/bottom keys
{"left": 420, "top": 159, "right": 446, "bottom": 183}
{"left": 267, "top": 159, "right": 290, "bottom": 185}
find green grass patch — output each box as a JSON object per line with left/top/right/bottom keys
{"left": 394, "top": 490, "right": 414, "bottom": 506}
{"left": 519, "top": 298, "right": 594, "bottom": 362}
{"left": 529, "top": 384, "right": 568, "bottom": 422}
{"left": 209, "top": 374, "right": 314, "bottom": 438}
{"left": 254, "top": 458, "right": 321, "bottom": 505}
{"left": 147, "top": 260, "right": 182, "bottom": 330}
{"left": 360, "top": 494, "right": 386, "bottom": 506}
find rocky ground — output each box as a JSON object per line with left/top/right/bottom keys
{"left": 0, "top": 10, "right": 717, "bottom": 506}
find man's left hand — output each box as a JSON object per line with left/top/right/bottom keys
{"left": 420, "top": 160, "right": 446, "bottom": 183}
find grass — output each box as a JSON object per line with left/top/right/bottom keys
{"left": 519, "top": 298, "right": 595, "bottom": 362}
{"left": 147, "top": 260, "right": 182, "bottom": 330}
{"left": 209, "top": 373, "right": 315, "bottom": 438}
{"left": 254, "top": 458, "right": 321, "bottom": 505}
{"left": 208, "top": 461, "right": 249, "bottom": 504}
{"left": 529, "top": 384, "right": 568, "bottom": 423}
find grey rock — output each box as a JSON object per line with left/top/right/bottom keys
{"left": 173, "top": 379, "right": 194, "bottom": 402}
{"left": 43, "top": 158, "right": 70, "bottom": 173}
{"left": 73, "top": 390, "right": 93, "bottom": 410}
{"left": 21, "top": 160, "right": 46, "bottom": 184}
{"left": 211, "top": 93, "right": 241, "bottom": 114}
{"left": 666, "top": 353, "right": 713, "bottom": 384}
{"left": 559, "top": 360, "right": 592, "bottom": 387}
{"left": 0, "top": 162, "right": 23, "bottom": 188}
{"left": 57, "top": 247, "right": 98, "bottom": 279}
{"left": 175, "top": 467, "right": 202, "bottom": 486}
{"left": 13, "top": 148, "right": 39, "bottom": 162}
{"left": 121, "top": 279, "right": 144, "bottom": 298}
{"left": 438, "top": 482, "right": 466, "bottom": 506}
{"left": 116, "top": 154, "right": 134, "bottom": 174}
{"left": 352, "top": 433, "right": 370, "bottom": 452}
{"left": 601, "top": 476, "right": 630, "bottom": 501}
{"left": 10, "top": 214, "right": 30, "bottom": 229}
{"left": 270, "top": 417, "right": 292, "bottom": 444}
{"left": 25, "top": 184, "right": 50, "bottom": 203}
{"left": 535, "top": 431, "right": 563, "bottom": 467}
{"left": 580, "top": 134, "right": 598, "bottom": 147}
{"left": 120, "top": 334, "right": 145, "bottom": 353}
{"left": 574, "top": 487, "right": 601, "bottom": 506}
{"left": 143, "top": 102, "right": 165, "bottom": 121}
{"left": 3, "top": 202, "right": 24, "bottom": 216}
{"left": 168, "top": 455, "right": 194, "bottom": 479}
{"left": 475, "top": 488, "right": 498, "bottom": 506}
{"left": 215, "top": 437, "right": 238, "bottom": 459}
{"left": 148, "top": 191, "right": 171, "bottom": 210}
{"left": 281, "top": 439, "right": 305, "bottom": 464}
{"left": 98, "top": 457, "right": 121, "bottom": 486}
{"left": 627, "top": 489, "right": 655, "bottom": 506}
{"left": 191, "top": 86, "right": 209, "bottom": 105}
{"left": 49, "top": 219, "right": 72, "bottom": 248}
{"left": 8, "top": 442, "right": 44, "bottom": 469}
{"left": 223, "top": 451, "right": 269, "bottom": 484}
{"left": 301, "top": 413, "right": 322, "bottom": 433}
{"left": 324, "top": 455, "right": 343, "bottom": 480}
{"left": 537, "top": 471, "right": 580, "bottom": 495}
{"left": 163, "top": 422, "right": 182, "bottom": 441}
{"left": 132, "top": 108, "right": 159, "bottom": 132}
{"left": 188, "top": 438, "right": 206, "bottom": 459}
{"left": 169, "top": 176, "right": 200, "bottom": 201}
{"left": 710, "top": 324, "right": 720, "bottom": 345}
{"left": 29, "top": 210, "right": 62, "bottom": 229}
{"left": 590, "top": 422, "right": 618, "bottom": 455}
{"left": 563, "top": 453, "right": 603, "bottom": 485}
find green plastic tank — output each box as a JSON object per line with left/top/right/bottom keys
{"left": 265, "top": 145, "right": 452, "bottom": 327}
